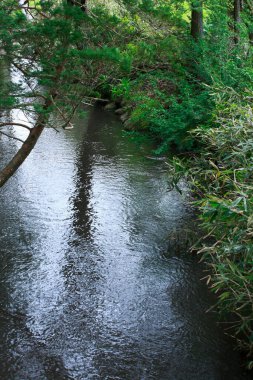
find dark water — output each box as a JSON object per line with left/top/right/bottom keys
{"left": 0, "top": 107, "right": 250, "bottom": 380}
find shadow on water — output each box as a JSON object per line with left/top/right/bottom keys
{"left": 0, "top": 106, "right": 251, "bottom": 379}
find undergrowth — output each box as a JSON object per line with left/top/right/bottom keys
{"left": 111, "top": 37, "right": 214, "bottom": 152}
{"left": 171, "top": 86, "right": 253, "bottom": 367}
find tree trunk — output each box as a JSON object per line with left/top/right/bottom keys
{"left": 0, "top": 99, "right": 52, "bottom": 188}
{"left": 0, "top": 57, "right": 66, "bottom": 188}
{"left": 234, "top": 0, "right": 241, "bottom": 43}
{"left": 191, "top": 1, "right": 204, "bottom": 40}
{"left": 244, "top": 0, "right": 253, "bottom": 45}
{"left": 249, "top": 31, "right": 253, "bottom": 45}
{"left": 67, "top": 0, "right": 87, "bottom": 13}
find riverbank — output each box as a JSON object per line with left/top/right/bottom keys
{"left": 173, "top": 87, "right": 253, "bottom": 368}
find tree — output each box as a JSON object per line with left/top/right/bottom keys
{"left": 0, "top": 0, "right": 124, "bottom": 187}
{"left": 191, "top": 1, "right": 204, "bottom": 40}
{"left": 67, "top": 0, "right": 87, "bottom": 13}
{"left": 0, "top": 1, "right": 80, "bottom": 186}
{"left": 244, "top": 0, "right": 253, "bottom": 45}
{"left": 234, "top": 0, "right": 241, "bottom": 42}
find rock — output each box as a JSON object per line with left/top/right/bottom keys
{"left": 123, "top": 119, "right": 133, "bottom": 130}
{"left": 121, "top": 100, "right": 127, "bottom": 107}
{"left": 115, "top": 107, "right": 126, "bottom": 115}
{"left": 145, "top": 155, "right": 167, "bottom": 161}
{"left": 64, "top": 123, "right": 74, "bottom": 130}
{"left": 104, "top": 102, "right": 116, "bottom": 111}
{"left": 120, "top": 112, "right": 129, "bottom": 122}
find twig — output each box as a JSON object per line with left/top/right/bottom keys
{"left": 18, "top": 5, "right": 49, "bottom": 19}
{"left": 0, "top": 131, "right": 25, "bottom": 143}
{"left": 12, "top": 61, "right": 31, "bottom": 78}
{"left": 0, "top": 122, "right": 31, "bottom": 131}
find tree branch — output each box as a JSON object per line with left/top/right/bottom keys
{"left": 18, "top": 4, "right": 49, "bottom": 19}
{"left": 0, "top": 122, "right": 32, "bottom": 131}
{"left": 0, "top": 131, "right": 25, "bottom": 144}
{"left": 0, "top": 60, "right": 66, "bottom": 187}
{"left": 0, "top": 101, "right": 51, "bottom": 187}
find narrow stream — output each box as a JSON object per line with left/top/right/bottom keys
{"left": 0, "top": 106, "right": 250, "bottom": 379}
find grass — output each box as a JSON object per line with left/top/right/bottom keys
{"left": 171, "top": 86, "right": 253, "bottom": 367}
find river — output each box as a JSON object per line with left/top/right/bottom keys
{"left": 0, "top": 106, "right": 250, "bottom": 379}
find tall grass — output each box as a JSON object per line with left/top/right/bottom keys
{"left": 173, "top": 86, "right": 253, "bottom": 367}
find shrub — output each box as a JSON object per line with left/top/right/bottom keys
{"left": 173, "top": 86, "right": 253, "bottom": 366}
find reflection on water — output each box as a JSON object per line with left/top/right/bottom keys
{"left": 0, "top": 106, "right": 250, "bottom": 379}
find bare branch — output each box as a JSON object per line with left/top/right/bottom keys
{"left": 0, "top": 122, "right": 32, "bottom": 131}
{"left": 14, "top": 93, "right": 47, "bottom": 100}
{"left": 49, "top": 95, "right": 82, "bottom": 130}
{"left": 17, "top": 4, "right": 49, "bottom": 19}
{"left": 82, "top": 96, "right": 109, "bottom": 102}
{"left": 0, "top": 131, "right": 25, "bottom": 144}
{"left": 50, "top": 95, "right": 70, "bottom": 125}
{"left": 49, "top": 126, "right": 60, "bottom": 133}
{"left": 12, "top": 61, "right": 32, "bottom": 78}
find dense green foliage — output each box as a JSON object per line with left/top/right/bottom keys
{"left": 0, "top": 0, "right": 128, "bottom": 126}
{"left": 172, "top": 87, "right": 253, "bottom": 365}
{"left": 109, "top": 1, "right": 252, "bottom": 151}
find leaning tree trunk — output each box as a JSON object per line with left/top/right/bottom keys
{"left": 191, "top": 1, "right": 204, "bottom": 40}
{"left": 0, "top": 61, "right": 64, "bottom": 188}
{"left": 0, "top": 99, "right": 52, "bottom": 188}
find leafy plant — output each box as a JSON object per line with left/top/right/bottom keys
{"left": 172, "top": 86, "right": 253, "bottom": 365}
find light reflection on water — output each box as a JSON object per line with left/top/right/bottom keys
{"left": 0, "top": 106, "right": 250, "bottom": 379}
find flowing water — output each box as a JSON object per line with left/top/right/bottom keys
{"left": 0, "top": 106, "right": 250, "bottom": 379}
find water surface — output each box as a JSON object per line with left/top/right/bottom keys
{"left": 0, "top": 106, "right": 250, "bottom": 379}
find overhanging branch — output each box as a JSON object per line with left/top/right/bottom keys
{"left": 0, "top": 98, "right": 53, "bottom": 188}
{"left": 0, "top": 131, "right": 25, "bottom": 144}
{"left": 0, "top": 60, "right": 65, "bottom": 188}
{"left": 0, "top": 122, "right": 32, "bottom": 131}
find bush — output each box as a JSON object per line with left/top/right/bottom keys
{"left": 173, "top": 86, "right": 253, "bottom": 366}
{"left": 112, "top": 67, "right": 213, "bottom": 152}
